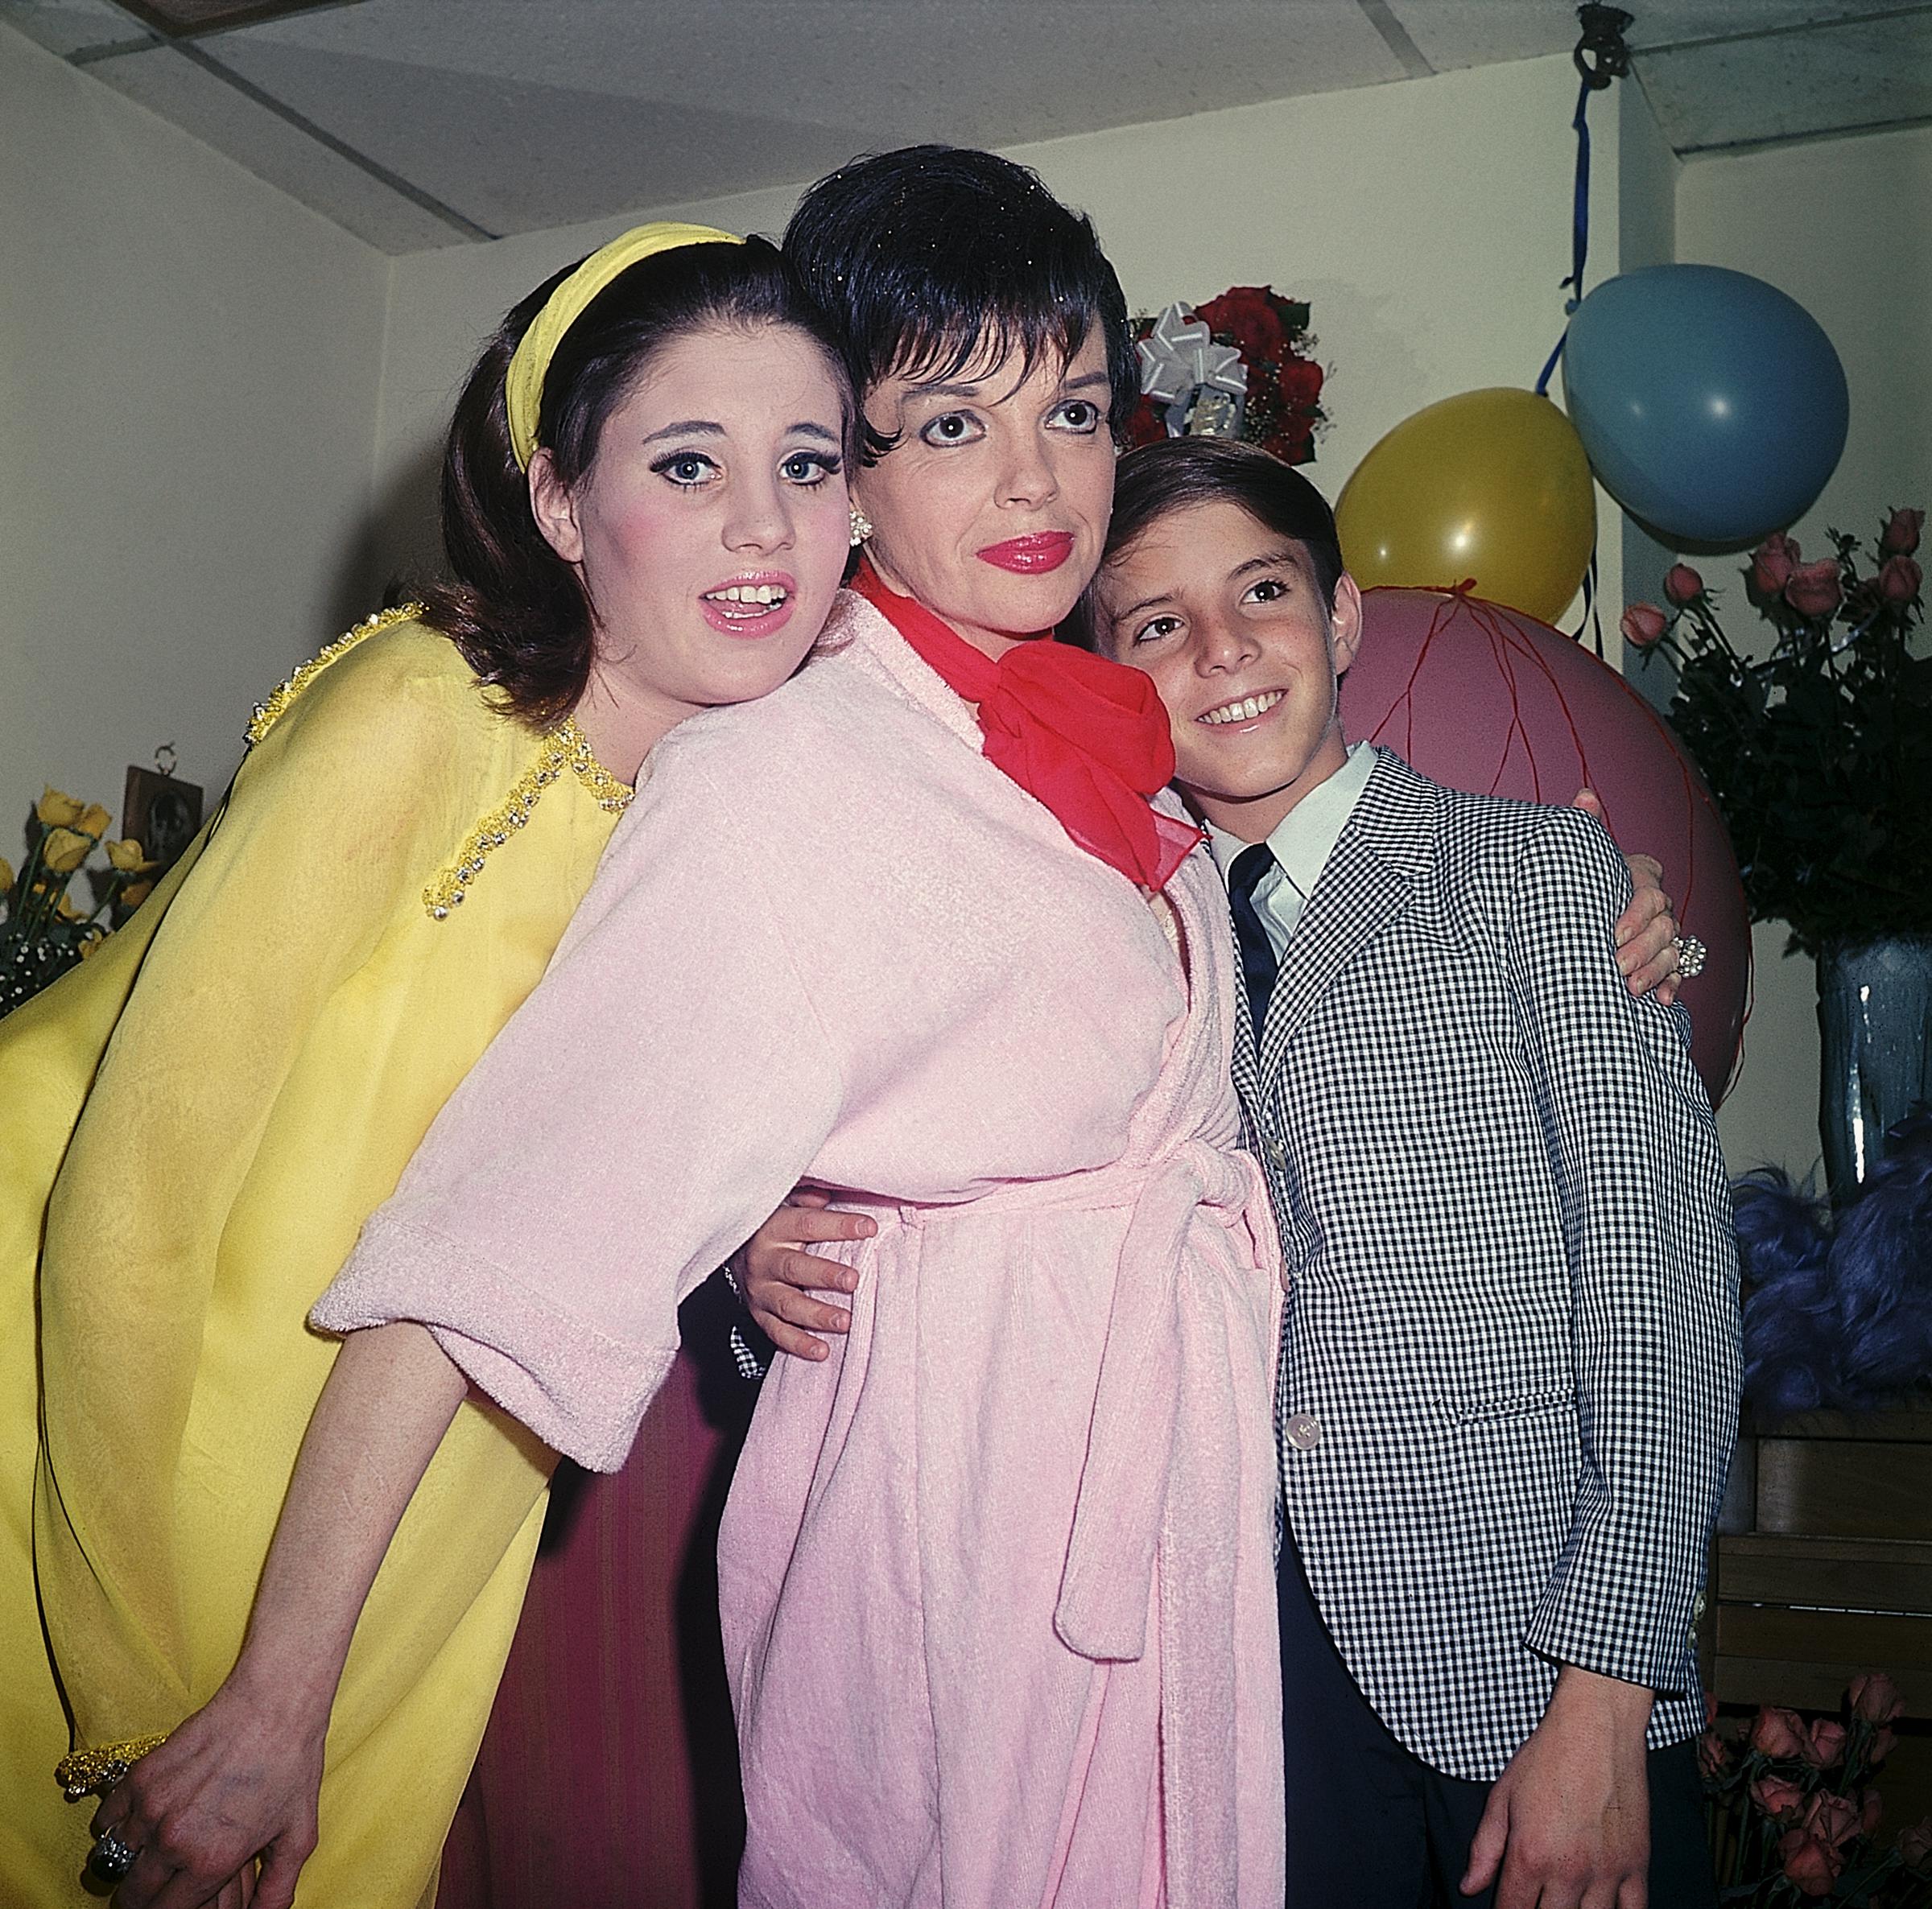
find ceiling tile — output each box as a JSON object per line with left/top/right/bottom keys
{"left": 189, "top": 0, "right": 1409, "bottom": 236}
{"left": 0, "top": 0, "right": 150, "bottom": 58}
{"left": 188, "top": 39, "right": 880, "bottom": 234}
{"left": 24, "top": 0, "right": 1928, "bottom": 248}
{"left": 1638, "top": 10, "right": 1932, "bottom": 151}
{"left": 86, "top": 42, "right": 465, "bottom": 249}
{"left": 1387, "top": 1, "right": 1889, "bottom": 71}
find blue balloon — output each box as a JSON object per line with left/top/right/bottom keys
{"left": 1562, "top": 265, "right": 1848, "bottom": 547}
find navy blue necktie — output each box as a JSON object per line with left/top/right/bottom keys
{"left": 1228, "top": 843, "right": 1279, "bottom": 1049}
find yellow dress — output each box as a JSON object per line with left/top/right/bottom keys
{"left": 0, "top": 609, "right": 627, "bottom": 1907}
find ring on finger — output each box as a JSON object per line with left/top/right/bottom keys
{"left": 1673, "top": 934, "right": 1707, "bottom": 981}
{"left": 88, "top": 1827, "right": 140, "bottom": 1883}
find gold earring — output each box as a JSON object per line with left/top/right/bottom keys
{"left": 848, "top": 505, "right": 874, "bottom": 547}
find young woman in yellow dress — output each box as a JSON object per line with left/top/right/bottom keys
{"left": 0, "top": 221, "right": 855, "bottom": 1909}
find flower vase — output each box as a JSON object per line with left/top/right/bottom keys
{"left": 1817, "top": 935, "right": 1932, "bottom": 1198}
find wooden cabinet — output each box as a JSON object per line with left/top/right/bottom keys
{"left": 1712, "top": 1408, "right": 1932, "bottom": 1718}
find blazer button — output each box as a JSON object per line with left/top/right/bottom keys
{"left": 1265, "top": 1137, "right": 1289, "bottom": 1169}
{"left": 1284, "top": 1412, "right": 1321, "bottom": 1452}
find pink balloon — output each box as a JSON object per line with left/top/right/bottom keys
{"left": 1340, "top": 587, "right": 1748, "bottom": 1107}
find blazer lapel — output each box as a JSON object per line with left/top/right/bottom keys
{"left": 1253, "top": 750, "right": 1436, "bottom": 1091}
{"left": 1255, "top": 835, "right": 1408, "bottom": 1085}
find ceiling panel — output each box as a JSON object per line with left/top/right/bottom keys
{"left": 87, "top": 41, "right": 466, "bottom": 248}
{"left": 0, "top": 0, "right": 146, "bottom": 57}
{"left": 1638, "top": 8, "right": 1932, "bottom": 150}
{"left": 10, "top": 0, "right": 1928, "bottom": 251}
{"left": 213, "top": 0, "right": 1402, "bottom": 107}
{"left": 188, "top": 38, "right": 881, "bottom": 236}
{"left": 188, "top": 0, "right": 1408, "bottom": 237}
{"left": 1386, "top": 0, "right": 1896, "bottom": 70}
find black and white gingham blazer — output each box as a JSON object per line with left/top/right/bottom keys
{"left": 1233, "top": 748, "right": 1740, "bottom": 1781}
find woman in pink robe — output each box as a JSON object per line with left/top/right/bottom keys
{"left": 324, "top": 577, "right": 1286, "bottom": 1907}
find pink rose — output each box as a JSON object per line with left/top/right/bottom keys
{"left": 1697, "top": 1730, "right": 1731, "bottom": 1780}
{"left": 1862, "top": 1789, "right": 1884, "bottom": 1838}
{"left": 1752, "top": 531, "right": 1802, "bottom": 595}
{"left": 1663, "top": 563, "right": 1705, "bottom": 607}
{"left": 1752, "top": 1706, "right": 1810, "bottom": 1759}
{"left": 1880, "top": 506, "right": 1923, "bottom": 555}
{"left": 1803, "top": 1790, "right": 1860, "bottom": 1848}
{"left": 1779, "top": 1829, "right": 1845, "bottom": 1897}
{"left": 1878, "top": 555, "right": 1922, "bottom": 604}
{"left": 1850, "top": 1672, "right": 1905, "bottom": 1726}
{"left": 1869, "top": 1726, "right": 1898, "bottom": 1767}
{"left": 1785, "top": 559, "right": 1843, "bottom": 619}
{"left": 1802, "top": 1717, "right": 1848, "bottom": 1769}
{"left": 1752, "top": 1775, "right": 1808, "bottom": 1821}
{"left": 1620, "top": 603, "right": 1668, "bottom": 649}
{"left": 1898, "top": 1816, "right": 1932, "bottom": 1870}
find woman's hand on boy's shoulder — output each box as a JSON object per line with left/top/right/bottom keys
{"left": 1570, "top": 789, "right": 1680, "bottom": 1007}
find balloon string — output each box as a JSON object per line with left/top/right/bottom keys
{"left": 1563, "top": 544, "right": 1606, "bottom": 658}
{"left": 1534, "top": 73, "right": 1596, "bottom": 398}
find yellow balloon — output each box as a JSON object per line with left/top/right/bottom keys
{"left": 1335, "top": 389, "right": 1596, "bottom": 625}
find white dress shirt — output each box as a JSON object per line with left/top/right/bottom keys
{"left": 1205, "top": 741, "right": 1377, "bottom": 960}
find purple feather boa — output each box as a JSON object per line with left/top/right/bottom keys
{"left": 1737, "top": 1113, "right": 1932, "bottom": 1416}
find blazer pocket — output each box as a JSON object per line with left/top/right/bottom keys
{"left": 1435, "top": 1387, "right": 1576, "bottom": 1428}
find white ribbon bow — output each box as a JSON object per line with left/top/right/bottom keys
{"left": 1136, "top": 302, "right": 1249, "bottom": 406}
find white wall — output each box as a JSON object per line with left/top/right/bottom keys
{"left": 1678, "top": 125, "right": 1932, "bottom": 575}
{"left": 0, "top": 22, "right": 388, "bottom": 823}
{"left": 1668, "top": 124, "right": 1932, "bottom": 1184}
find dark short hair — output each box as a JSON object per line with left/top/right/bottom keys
{"left": 422, "top": 236, "right": 852, "bottom": 730}
{"left": 1063, "top": 438, "right": 1348, "bottom": 650}
{"left": 783, "top": 146, "right": 1135, "bottom": 460}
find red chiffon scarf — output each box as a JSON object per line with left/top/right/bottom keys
{"left": 850, "top": 560, "right": 1201, "bottom": 892}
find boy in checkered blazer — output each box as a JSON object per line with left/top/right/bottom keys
{"left": 1079, "top": 439, "right": 1738, "bottom": 1909}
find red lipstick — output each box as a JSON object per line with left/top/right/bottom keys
{"left": 976, "top": 532, "right": 1075, "bottom": 575}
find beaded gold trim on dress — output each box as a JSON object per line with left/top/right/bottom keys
{"left": 422, "top": 718, "right": 633, "bottom": 922}
{"left": 246, "top": 603, "right": 423, "bottom": 746}
{"left": 55, "top": 1733, "right": 170, "bottom": 1800}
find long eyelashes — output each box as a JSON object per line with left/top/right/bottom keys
{"left": 650, "top": 451, "right": 716, "bottom": 488}
{"left": 649, "top": 451, "right": 845, "bottom": 490}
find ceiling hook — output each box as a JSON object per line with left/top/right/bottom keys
{"left": 1574, "top": 3, "right": 1634, "bottom": 90}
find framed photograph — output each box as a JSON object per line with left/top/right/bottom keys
{"left": 122, "top": 766, "right": 204, "bottom": 876}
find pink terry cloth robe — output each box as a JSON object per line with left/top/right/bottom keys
{"left": 314, "top": 592, "right": 1286, "bottom": 1909}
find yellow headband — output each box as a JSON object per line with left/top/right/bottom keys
{"left": 504, "top": 221, "right": 745, "bottom": 470}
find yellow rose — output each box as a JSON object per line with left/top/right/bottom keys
{"left": 105, "top": 838, "right": 156, "bottom": 873}
{"left": 56, "top": 893, "right": 83, "bottom": 922}
{"left": 77, "top": 933, "right": 101, "bottom": 960}
{"left": 0, "top": 856, "right": 14, "bottom": 893}
{"left": 120, "top": 880, "right": 154, "bottom": 911}
{"left": 41, "top": 827, "right": 93, "bottom": 874}
{"left": 77, "top": 803, "right": 112, "bottom": 839}
{"left": 35, "top": 788, "right": 85, "bottom": 828}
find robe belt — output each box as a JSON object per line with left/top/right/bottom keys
{"left": 936, "top": 1137, "right": 1273, "bottom": 1664}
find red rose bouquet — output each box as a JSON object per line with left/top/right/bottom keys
{"left": 1127, "top": 285, "right": 1327, "bottom": 466}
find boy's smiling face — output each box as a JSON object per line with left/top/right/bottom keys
{"left": 1091, "top": 498, "right": 1364, "bottom": 842}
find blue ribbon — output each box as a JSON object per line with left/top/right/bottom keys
{"left": 1534, "top": 74, "right": 1596, "bottom": 398}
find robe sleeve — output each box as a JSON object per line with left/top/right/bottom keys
{"left": 312, "top": 748, "right": 845, "bottom": 1471}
